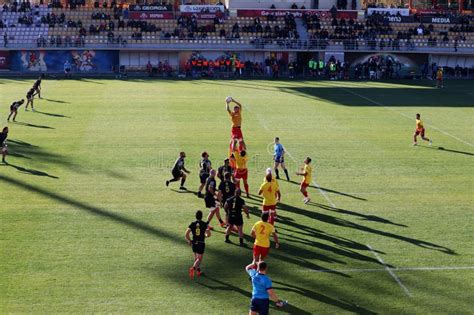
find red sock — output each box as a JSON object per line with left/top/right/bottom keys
{"left": 244, "top": 183, "right": 249, "bottom": 194}
{"left": 303, "top": 191, "right": 308, "bottom": 198}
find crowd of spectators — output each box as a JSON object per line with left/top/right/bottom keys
{"left": 353, "top": 55, "right": 402, "bottom": 80}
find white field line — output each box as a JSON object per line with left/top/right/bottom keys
{"left": 340, "top": 87, "right": 474, "bottom": 148}
{"left": 367, "top": 244, "right": 413, "bottom": 297}
{"left": 301, "top": 266, "right": 474, "bottom": 273}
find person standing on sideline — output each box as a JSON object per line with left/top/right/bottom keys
{"left": 185, "top": 210, "right": 211, "bottom": 278}
{"left": 273, "top": 137, "right": 289, "bottom": 181}
{"left": 245, "top": 261, "right": 286, "bottom": 315}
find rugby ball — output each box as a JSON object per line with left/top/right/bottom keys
{"left": 226, "top": 96, "right": 233, "bottom": 103}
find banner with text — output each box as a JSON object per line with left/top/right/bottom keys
{"left": 180, "top": 4, "right": 225, "bottom": 13}
{"left": 420, "top": 16, "right": 460, "bottom": 24}
{"left": 367, "top": 8, "right": 410, "bottom": 16}
{"left": 236, "top": 9, "right": 357, "bottom": 19}
{"left": 129, "top": 4, "right": 172, "bottom": 11}
{"left": 129, "top": 11, "right": 174, "bottom": 19}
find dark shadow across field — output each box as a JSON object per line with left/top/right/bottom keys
{"left": 35, "top": 110, "right": 71, "bottom": 118}
{"left": 418, "top": 145, "right": 474, "bottom": 156}
{"left": 14, "top": 121, "right": 55, "bottom": 129}
{"left": 205, "top": 80, "right": 474, "bottom": 107}
{"left": 43, "top": 98, "right": 70, "bottom": 104}
{"left": 6, "top": 163, "right": 58, "bottom": 179}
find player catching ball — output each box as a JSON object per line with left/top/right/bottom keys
{"left": 413, "top": 113, "right": 432, "bottom": 146}
{"left": 185, "top": 210, "right": 211, "bottom": 278}
{"left": 226, "top": 96, "right": 245, "bottom": 152}
{"left": 296, "top": 157, "right": 312, "bottom": 204}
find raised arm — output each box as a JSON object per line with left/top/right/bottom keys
{"left": 232, "top": 98, "right": 242, "bottom": 110}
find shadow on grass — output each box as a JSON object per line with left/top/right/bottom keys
{"left": 14, "top": 121, "right": 55, "bottom": 129}
{"left": 277, "top": 201, "right": 456, "bottom": 255}
{"left": 273, "top": 280, "right": 377, "bottom": 315}
{"left": 7, "top": 163, "right": 58, "bottom": 179}
{"left": 287, "top": 181, "right": 367, "bottom": 201}
{"left": 35, "top": 110, "right": 71, "bottom": 118}
{"left": 419, "top": 145, "right": 474, "bottom": 156}
{"left": 43, "top": 98, "right": 70, "bottom": 104}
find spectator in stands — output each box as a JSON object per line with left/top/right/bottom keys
{"left": 3, "top": 31, "right": 7, "bottom": 47}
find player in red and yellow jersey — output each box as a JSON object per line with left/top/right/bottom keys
{"left": 233, "top": 142, "right": 250, "bottom": 197}
{"left": 413, "top": 113, "right": 432, "bottom": 146}
{"left": 436, "top": 67, "right": 443, "bottom": 89}
{"left": 251, "top": 212, "right": 279, "bottom": 264}
{"left": 226, "top": 96, "right": 245, "bottom": 152}
{"left": 296, "top": 157, "right": 312, "bottom": 204}
{"left": 258, "top": 169, "right": 281, "bottom": 225}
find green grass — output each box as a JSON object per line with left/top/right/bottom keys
{"left": 1, "top": 78, "right": 473, "bottom": 314}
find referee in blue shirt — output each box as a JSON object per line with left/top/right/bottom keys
{"left": 246, "top": 261, "right": 286, "bottom": 315}
{"left": 273, "top": 137, "right": 290, "bottom": 181}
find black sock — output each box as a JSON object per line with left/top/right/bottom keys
{"left": 239, "top": 238, "right": 243, "bottom": 244}
{"left": 218, "top": 218, "right": 223, "bottom": 224}
{"left": 275, "top": 168, "right": 280, "bottom": 178}
{"left": 180, "top": 178, "right": 186, "bottom": 186}
{"left": 284, "top": 169, "right": 289, "bottom": 180}
{"left": 225, "top": 235, "right": 229, "bottom": 241}
{"left": 169, "top": 178, "right": 179, "bottom": 182}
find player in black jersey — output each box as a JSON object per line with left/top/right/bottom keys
{"left": 217, "top": 172, "right": 236, "bottom": 222}
{"left": 197, "top": 151, "right": 212, "bottom": 198}
{"left": 166, "top": 152, "right": 190, "bottom": 190}
{"left": 0, "top": 127, "right": 9, "bottom": 163}
{"left": 25, "top": 88, "right": 37, "bottom": 111}
{"left": 185, "top": 210, "right": 211, "bottom": 278}
{"left": 33, "top": 76, "right": 42, "bottom": 99}
{"left": 7, "top": 99, "right": 25, "bottom": 122}
{"left": 204, "top": 169, "right": 226, "bottom": 229}
{"left": 217, "top": 158, "right": 233, "bottom": 182}
{"left": 224, "top": 188, "right": 249, "bottom": 246}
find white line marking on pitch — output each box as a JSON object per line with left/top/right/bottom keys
{"left": 340, "top": 87, "right": 474, "bottom": 148}
{"left": 302, "top": 266, "right": 474, "bottom": 273}
{"left": 367, "top": 244, "right": 413, "bottom": 297}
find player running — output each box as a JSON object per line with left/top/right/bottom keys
{"left": 234, "top": 144, "right": 250, "bottom": 198}
{"left": 224, "top": 188, "right": 249, "bottom": 246}
{"left": 197, "top": 151, "right": 212, "bottom": 198}
{"left": 258, "top": 169, "right": 281, "bottom": 225}
{"left": 295, "top": 157, "right": 312, "bottom": 204}
{"left": 251, "top": 212, "right": 279, "bottom": 264}
{"left": 25, "top": 88, "right": 36, "bottom": 111}
{"left": 205, "top": 169, "right": 226, "bottom": 229}
{"left": 413, "top": 113, "right": 432, "bottom": 146}
{"left": 246, "top": 261, "right": 287, "bottom": 315}
{"left": 33, "top": 76, "right": 42, "bottom": 98}
{"left": 273, "top": 137, "right": 289, "bottom": 181}
{"left": 0, "top": 127, "right": 8, "bottom": 164}
{"left": 226, "top": 96, "right": 245, "bottom": 152}
{"left": 7, "top": 99, "right": 25, "bottom": 122}
{"left": 185, "top": 210, "right": 211, "bottom": 278}
{"left": 166, "top": 152, "right": 190, "bottom": 190}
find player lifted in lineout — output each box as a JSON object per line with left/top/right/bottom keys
{"left": 233, "top": 139, "right": 250, "bottom": 198}
{"left": 295, "top": 157, "right": 313, "bottom": 204}
{"left": 226, "top": 96, "right": 245, "bottom": 153}
{"left": 166, "top": 152, "right": 191, "bottom": 190}
{"left": 413, "top": 114, "right": 432, "bottom": 146}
